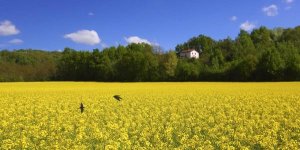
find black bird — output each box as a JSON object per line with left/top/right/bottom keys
{"left": 79, "top": 103, "right": 85, "bottom": 113}
{"left": 113, "top": 95, "right": 122, "bottom": 101}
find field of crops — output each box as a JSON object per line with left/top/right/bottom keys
{"left": 0, "top": 82, "right": 299, "bottom": 149}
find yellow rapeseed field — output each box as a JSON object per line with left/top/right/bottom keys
{"left": 0, "top": 82, "right": 299, "bottom": 149}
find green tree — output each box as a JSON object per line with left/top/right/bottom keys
{"left": 209, "top": 48, "right": 225, "bottom": 70}
{"left": 277, "top": 42, "right": 300, "bottom": 80}
{"left": 160, "top": 51, "right": 178, "bottom": 80}
{"left": 216, "top": 37, "right": 237, "bottom": 61}
{"left": 251, "top": 26, "right": 273, "bottom": 47}
{"left": 116, "top": 43, "right": 159, "bottom": 81}
{"left": 228, "top": 55, "right": 258, "bottom": 81}
{"left": 175, "top": 35, "right": 215, "bottom": 54}
{"left": 175, "top": 59, "right": 200, "bottom": 81}
{"left": 257, "top": 49, "right": 285, "bottom": 80}
{"left": 235, "top": 30, "right": 256, "bottom": 58}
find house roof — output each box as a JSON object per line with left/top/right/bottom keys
{"left": 180, "top": 49, "right": 198, "bottom": 53}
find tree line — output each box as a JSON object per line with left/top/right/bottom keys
{"left": 0, "top": 50, "right": 60, "bottom": 81}
{"left": 0, "top": 26, "right": 299, "bottom": 82}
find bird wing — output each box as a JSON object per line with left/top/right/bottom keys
{"left": 113, "top": 95, "right": 122, "bottom": 101}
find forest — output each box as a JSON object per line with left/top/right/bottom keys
{"left": 0, "top": 26, "right": 299, "bottom": 82}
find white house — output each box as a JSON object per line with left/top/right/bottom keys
{"left": 179, "top": 49, "right": 199, "bottom": 59}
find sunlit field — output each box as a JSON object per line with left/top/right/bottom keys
{"left": 0, "top": 82, "right": 299, "bottom": 149}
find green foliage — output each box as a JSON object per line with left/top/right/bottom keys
{"left": 175, "top": 59, "right": 200, "bottom": 81}
{"left": 257, "top": 49, "right": 286, "bottom": 80}
{"left": 175, "top": 35, "right": 215, "bottom": 55}
{"left": 228, "top": 55, "right": 259, "bottom": 81}
{"left": 0, "top": 25, "right": 300, "bottom": 81}
{"left": 251, "top": 26, "right": 273, "bottom": 47}
{"left": 236, "top": 30, "right": 256, "bottom": 57}
{"left": 0, "top": 50, "right": 60, "bottom": 81}
{"left": 277, "top": 42, "right": 300, "bottom": 80}
{"left": 160, "top": 51, "right": 178, "bottom": 80}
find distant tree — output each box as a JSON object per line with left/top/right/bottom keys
{"left": 0, "top": 49, "right": 60, "bottom": 81}
{"left": 271, "top": 27, "right": 284, "bottom": 41}
{"left": 56, "top": 47, "right": 77, "bottom": 80}
{"left": 175, "top": 35, "right": 215, "bottom": 54}
{"left": 1, "top": 25, "right": 300, "bottom": 82}
{"left": 235, "top": 30, "right": 256, "bottom": 57}
{"left": 116, "top": 43, "right": 159, "bottom": 81}
{"left": 251, "top": 27, "right": 273, "bottom": 46}
{"left": 97, "top": 53, "right": 114, "bottom": 81}
{"left": 277, "top": 42, "right": 300, "bottom": 80}
{"left": 228, "top": 55, "right": 258, "bottom": 81}
{"left": 209, "top": 48, "right": 225, "bottom": 70}
{"left": 280, "top": 26, "right": 300, "bottom": 49}
{"left": 257, "top": 48, "right": 285, "bottom": 80}
{"left": 160, "top": 51, "right": 178, "bottom": 80}
{"left": 175, "top": 59, "right": 200, "bottom": 81}
{"left": 216, "top": 37, "right": 237, "bottom": 61}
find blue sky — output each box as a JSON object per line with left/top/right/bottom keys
{"left": 0, "top": 0, "right": 299, "bottom": 51}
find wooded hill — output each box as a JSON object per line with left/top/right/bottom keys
{"left": 1, "top": 26, "right": 299, "bottom": 81}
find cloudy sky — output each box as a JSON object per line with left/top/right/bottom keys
{"left": 0, "top": 0, "right": 299, "bottom": 50}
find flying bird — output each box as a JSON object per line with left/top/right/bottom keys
{"left": 113, "top": 95, "right": 122, "bottom": 101}
{"left": 79, "top": 103, "right": 85, "bottom": 113}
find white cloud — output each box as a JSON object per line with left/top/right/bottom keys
{"left": 88, "top": 12, "right": 94, "bottom": 16}
{"left": 262, "top": 5, "right": 278, "bottom": 16}
{"left": 240, "top": 21, "right": 256, "bottom": 31}
{"left": 151, "top": 42, "right": 160, "bottom": 47}
{"left": 230, "top": 16, "right": 237, "bottom": 21}
{"left": 284, "top": 0, "right": 294, "bottom": 10}
{"left": 9, "top": 38, "right": 23, "bottom": 44}
{"left": 64, "top": 30, "right": 101, "bottom": 45}
{"left": 100, "top": 43, "right": 108, "bottom": 48}
{"left": 0, "top": 20, "right": 20, "bottom": 36}
{"left": 125, "top": 36, "right": 151, "bottom": 45}
{"left": 284, "top": 0, "right": 294, "bottom": 4}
